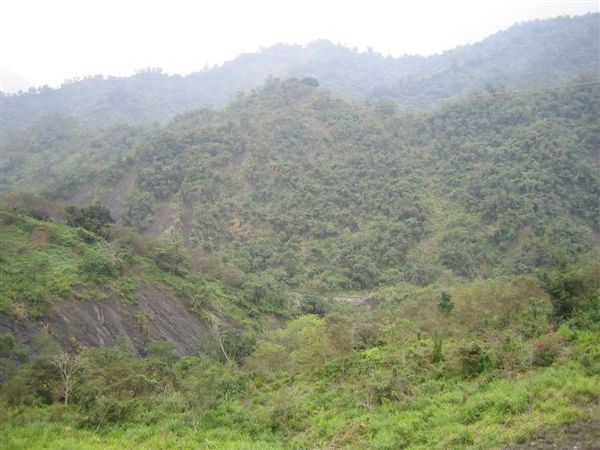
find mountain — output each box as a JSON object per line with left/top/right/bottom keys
{"left": 4, "top": 75, "right": 598, "bottom": 291}
{"left": 1, "top": 13, "right": 600, "bottom": 450}
{"left": 2, "top": 14, "right": 598, "bottom": 130}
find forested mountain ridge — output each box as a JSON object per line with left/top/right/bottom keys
{"left": 2, "top": 13, "right": 598, "bottom": 130}
{"left": 1, "top": 12, "right": 600, "bottom": 450}
{"left": 4, "top": 75, "right": 598, "bottom": 291}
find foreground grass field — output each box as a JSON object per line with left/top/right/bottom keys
{"left": 2, "top": 344, "right": 599, "bottom": 449}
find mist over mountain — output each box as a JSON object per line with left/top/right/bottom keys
{"left": 2, "top": 14, "right": 598, "bottom": 130}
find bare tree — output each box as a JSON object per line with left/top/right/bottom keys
{"left": 52, "top": 352, "right": 84, "bottom": 406}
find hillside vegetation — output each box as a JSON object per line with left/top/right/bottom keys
{"left": 1, "top": 207, "right": 599, "bottom": 448}
{"left": 1, "top": 12, "right": 599, "bottom": 450}
{"left": 4, "top": 76, "right": 598, "bottom": 292}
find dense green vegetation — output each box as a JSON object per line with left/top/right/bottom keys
{"left": 5, "top": 75, "right": 596, "bottom": 292}
{"left": 1, "top": 208, "right": 599, "bottom": 448}
{"left": 2, "top": 14, "right": 597, "bottom": 130}
{"left": 1, "top": 12, "right": 599, "bottom": 449}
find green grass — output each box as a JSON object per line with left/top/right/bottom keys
{"left": 1, "top": 364, "right": 597, "bottom": 449}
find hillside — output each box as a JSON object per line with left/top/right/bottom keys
{"left": 4, "top": 75, "right": 598, "bottom": 292}
{"left": 1, "top": 11, "right": 600, "bottom": 450}
{"left": 0, "top": 208, "right": 293, "bottom": 359}
{"left": 2, "top": 14, "right": 598, "bottom": 130}
{"left": 1, "top": 208, "right": 599, "bottom": 449}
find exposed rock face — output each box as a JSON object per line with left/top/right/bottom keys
{"left": 46, "top": 295, "right": 143, "bottom": 351}
{"left": 137, "top": 284, "right": 212, "bottom": 355}
{"left": 0, "top": 314, "right": 38, "bottom": 347}
{"left": 0, "top": 284, "right": 211, "bottom": 356}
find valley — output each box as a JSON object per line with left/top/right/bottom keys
{"left": 0, "top": 12, "right": 599, "bottom": 450}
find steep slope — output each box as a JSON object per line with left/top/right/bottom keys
{"left": 2, "top": 14, "right": 597, "bottom": 130}
{"left": 0, "top": 209, "right": 290, "bottom": 356}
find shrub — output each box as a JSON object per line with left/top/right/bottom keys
{"left": 0, "top": 333, "right": 16, "bottom": 355}
{"left": 65, "top": 204, "right": 114, "bottom": 236}
{"left": 493, "top": 335, "right": 530, "bottom": 372}
{"left": 219, "top": 328, "right": 257, "bottom": 365}
{"left": 431, "top": 337, "right": 444, "bottom": 364}
{"left": 532, "top": 337, "right": 563, "bottom": 367}
{"left": 151, "top": 243, "right": 188, "bottom": 276}
{"left": 438, "top": 291, "right": 454, "bottom": 314}
{"left": 79, "top": 251, "right": 121, "bottom": 278}
{"left": 299, "top": 294, "right": 329, "bottom": 317}
{"left": 459, "top": 343, "right": 491, "bottom": 378}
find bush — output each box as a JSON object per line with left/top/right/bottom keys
{"left": 0, "top": 333, "right": 16, "bottom": 355}
{"left": 151, "top": 242, "right": 188, "bottom": 276}
{"left": 493, "top": 335, "right": 530, "bottom": 372}
{"left": 532, "top": 337, "right": 563, "bottom": 367}
{"left": 299, "top": 294, "right": 329, "bottom": 317}
{"left": 2, "top": 192, "right": 56, "bottom": 221}
{"left": 219, "top": 328, "right": 257, "bottom": 365}
{"left": 431, "top": 337, "right": 444, "bottom": 364}
{"left": 459, "top": 343, "right": 491, "bottom": 378}
{"left": 438, "top": 291, "right": 454, "bottom": 314}
{"left": 79, "top": 251, "right": 121, "bottom": 278}
{"left": 65, "top": 204, "right": 114, "bottom": 236}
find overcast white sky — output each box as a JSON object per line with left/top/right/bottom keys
{"left": 1, "top": 0, "right": 598, "bottom": 91}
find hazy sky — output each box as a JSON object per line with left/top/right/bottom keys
{"left": 1, "top": 0, "right": 598, "bottom": 91}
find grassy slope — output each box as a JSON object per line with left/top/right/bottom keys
{"left": 0, "top": 209, "right": 287, "bottom": 330}
{"left": 1, "top": 338, "right": 598, "bottom": 449}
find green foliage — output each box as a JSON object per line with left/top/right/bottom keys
{"left": 541, "top": 264, "right": 600, "bottom": 325}
{"left": 299, "top": 294, "right": 329, "bottom": 317}
{"left": 121, "top": 191, "right": 154, "bottom": 231}
{"left": 532, "top": 337, "right": 562, "bottom": 367}
{"left": 431, "top": 336, "right": 444, "bottom": 364}
{"left": 151, "top": 240, "right": 188, "bottom": 276}
{"left": 459, "top": 343, "right": 492, "bottom": 378}
{"left": 0, "top": 334, "right": 16, "bottom": 355}
{"left": 437, "top": 291, "right": 454, "bottom": 314}
{"left": 1, "top": 14, "right": 599, "bottom": 448}
{"left": 3, "top": 70, "right": 598, "bottom": 292}
{"left": 243, "top": 273, "right": 288, "bottom": 308}
{"left": 65, "top": 204, "right": 114, "bottom": 236}
{"left": 219, "top": 328, "right": 257, "bottom": 365}
{"left": 1, "top": 261, "right": 599, "bottom": 448}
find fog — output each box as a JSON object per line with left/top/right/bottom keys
{"left": 1, "top": 0, "right": 597, "bottom": 91}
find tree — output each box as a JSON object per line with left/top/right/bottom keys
{"left": 65, "top": 204, "right": 114, "bottom": 236}
{"left": 218, "top": 328, "right": 257, "bottom": 365}
{"left": 438, "top": 291, "right": 454, "bottom": 314}
{"left": 51, "top": 352, "right": 84, "bottom": 406}
{"left": 300, "top": 294, "right": 329, "bottom": 316}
